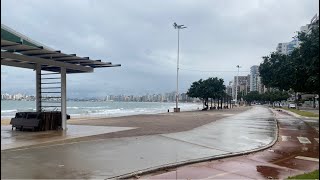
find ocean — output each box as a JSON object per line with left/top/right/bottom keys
{"left": 1, "top": 100, "right": 202, "bottom": 120}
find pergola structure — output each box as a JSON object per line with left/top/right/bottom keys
{"left": 1, "top": 24, "right": 120, "bottom": 130}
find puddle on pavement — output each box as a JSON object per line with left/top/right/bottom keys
{"left": 256, "top": 165, "right": 280, "bottom": 179}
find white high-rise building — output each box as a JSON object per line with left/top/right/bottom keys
{"left": 276, "top": 14, "right": 318, "bottom": 55}
{"left": 250, "top": 65, "right": 260, "bottom": 92}
{"left": 232, "top": 76, "right": 249, "bottom": 100}
{"left": 250, "top": 65, "right": 266, "bottom": 93}
{"left": 276, "top": 37, "right": 301, "bottom": 55}
{"left": 276, "top": 39, "right": 300, "bottom": 55}
{"left": 300, "top": 14, "right": 319, "bottom": 34}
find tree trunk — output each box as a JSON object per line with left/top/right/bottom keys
{"left": 211, "top": 98, "right": 213, "bottom": 108}
{"left": 313, "top": 94, "right": 316, "bottom": 108}
{"left": 294, "top": 92, "right": 297, "bottom": 109}
{"left": 206, "top": 98, "right": 209, "bottom": 109}
{"left": 203, "top": 98, "right": 208, "bottom": 110}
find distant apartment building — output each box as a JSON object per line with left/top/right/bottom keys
{"left": 250, "top": 65, "right": 260, "bottom": 92}
{"left": 226, "top": 81, "right": 233, "bottom": 97}
{"left": 276, "top": 14, "right": 319, "bottom": 55}
{"left": 232, "top": 75, "right": 250, "bottom": 99}
{"left": 300, "top": 14, "right": 319, "bottom": 34}
{"left": 276, "top": 39, "right": 300, "bottom": 55}
{"left": 250, "top": 65, "right": 265, "bottom": 94}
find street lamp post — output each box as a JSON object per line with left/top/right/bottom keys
{"left": 235, "top": 65, "right": 241, "bottom": 106}
{"left": 173, "top": 22, "right": 187, "bottom": 112}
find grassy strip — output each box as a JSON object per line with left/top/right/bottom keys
{"left": 287, "top": 170, "right": 319, "bottom": 179}
{"left": 282, "top": 108, "right": 319, "bottom": 118}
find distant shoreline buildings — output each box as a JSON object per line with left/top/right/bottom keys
{"left": 103, "top": 92, "right": 199, "bottom": 103}
{"left": 1, "top": 92, "right": 35, "bottom": 101}
{"left": 1, "top": 91, "right": 200, "bottom": 103}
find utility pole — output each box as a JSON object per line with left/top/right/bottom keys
{"left": 235, "top": 65, "right": 241, "bottom": 105}
{"left": 173, "top": 22, "right": 187, "bottom": 112}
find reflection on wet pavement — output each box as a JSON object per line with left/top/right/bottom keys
{"left": 142, "top": 108, "right": 319, "bottom": 179}
{"left": 1, "top": 125, "right": 135, "bottom": 150}
{"left": 1, "top": 106, "right": 279, "bottom": 179}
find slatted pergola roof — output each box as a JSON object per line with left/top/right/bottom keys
{"left": 1, "top": 24, "right": 120, "bottom": 73}
{"left": 1, "top": 24, "right": 121, "bottom": 130}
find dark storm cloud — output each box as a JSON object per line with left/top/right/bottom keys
{"left": 1, "top": 0, "right": 319, "bottom": 97}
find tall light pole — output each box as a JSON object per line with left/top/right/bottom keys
{"left": 235, "top": 65, "right": 241, "bottom": 105}
{"left": 173, "top": 22, "right": 187, "bottom": 112}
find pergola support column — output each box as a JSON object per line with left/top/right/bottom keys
{"left": 36, "top": 64, "right": 41, "bottom": 112}
{"left": 61, "top": 67, "right": 67, "bottom": 130}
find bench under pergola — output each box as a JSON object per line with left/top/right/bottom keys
{"left": 1, "top": 24, "right": 121, "bottom": 130}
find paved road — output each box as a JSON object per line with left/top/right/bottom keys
{"left": 1, "top": 106, "right": 276, "bottom": 179}
{"left": 140, "top": 109, "right": 319, "bottom": 179}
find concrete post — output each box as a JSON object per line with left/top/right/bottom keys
{"left": 36, "top": 64, "right": 41, "bottom": 112}
{"left": 61, "top": 67, "right": 67, "bottom": 130}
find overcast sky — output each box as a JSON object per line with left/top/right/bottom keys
{"left": 1, "top": 0, "right": 319, "bottom": 98}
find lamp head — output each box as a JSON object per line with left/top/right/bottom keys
{"left": 173, "top": 22, "right": 177, "bottom": 28}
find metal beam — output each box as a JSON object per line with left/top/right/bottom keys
{"left": 1, "top": 59, "right": 35, "bottom": 69}
{"left": 1, "top": 51, "right": 93, "bottom": 72}
{"left": 92, "top": 64, "right": 121, "bottom": 68}
{"left": 35, "top": 54, "right": 71, "bottom": 58}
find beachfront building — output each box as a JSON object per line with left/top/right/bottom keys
{"left": 300, "top": 14, "right": 319, "bottom": 34}
{"left": 1, "top": 24, "right": 121, "bottom": 130}
{"left": 232, "top": 75, "right": 250, "bottom": 100}
{"left": 276, "top": 39, "right": 300, "bottom": 55}
{"left": 226, "top": 81, "right": 233, "bottom": 97}
{"left": 276, "top": 14, "right": 319, "bottom": 55}
{"left": 250, "top": 65, "right": 266, "bottom": 94}
{"left": 250, "top": 65, "right": 259, "bottom": 92}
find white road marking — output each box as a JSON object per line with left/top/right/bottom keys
{"left": 295, "top": 156, "right": 319, "bottom": 162}
{"left": 280, "top": 128, "right": 298, "bottom": 131}
{"left": 297, "top": 137, "right": 311, "bottom": 144}
{"left": 315, "top": 138, "right": 319, "bottom": 143}
{"left": 203, "top": 170, "right": 239, "bottom": 179}
{"left": 281, "top": 136, "right": 291, "bottom": 141}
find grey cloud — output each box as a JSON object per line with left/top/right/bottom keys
{"left": 1, "top": 0, "right": 319, "bottom": 97}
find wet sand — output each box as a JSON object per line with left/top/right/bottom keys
{"left": 1, "top": 107, "right": 250, "bottom": 143}
{"left": 67, "top": 107, "right": 251, "bottom": 140}
{"left": 1, "top": 107, "right": 251, "bottom": 151}
{"left": 1, "top": 119, "right": 10, "bottom": 125}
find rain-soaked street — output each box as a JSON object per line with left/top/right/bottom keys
{"left": 2, "top": 106, "right": 279, "bottom": 179}
{"left": 140, "top": 108, "right": 319, "bottom": 179}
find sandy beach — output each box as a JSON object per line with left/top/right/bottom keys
{"left": 66, "top": 107, "right": 251, "bottom": 140}
{"left": 2, "top": 107, "right": 250, "bottom": 141}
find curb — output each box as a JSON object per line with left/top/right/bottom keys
{"left": 110, "top": 108, "right": 279, "bottom": 179}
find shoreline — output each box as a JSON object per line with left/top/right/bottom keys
{"left": 1, "top": 101, "right": 204, "bottom": 124}
{"left": 1, "top": 106, "right": 247, "bottom": 128}
{"left": 1, "top": 105, "right": 208, "bottom": 125}
{"left": 1, "top": 107, "right": 251, "bottom": 151}
{"left": 1, "top": 109, "right": 200, "bottom": 125}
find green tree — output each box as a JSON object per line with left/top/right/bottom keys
{"left": 244, "top": 91, "right": 290, "bottom": 105}
{"left": 187, "top": 77, "right": 226, "bottom": 110}
{"left": 243, "top": 91, "right": 260, "bottom": 104}
{"left": 259, "top": 24, "right": 319, "bottom": 94}
{"left": 259, "top": 53, "right": 294, "bottom": 91}
{"left": 294, "top": 25, "right": 319, "bottom": 94}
